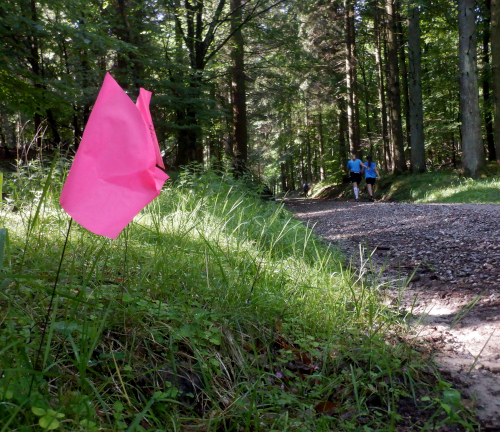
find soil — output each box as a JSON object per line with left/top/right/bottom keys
{"left": 286, "top": 198, "right": 500, "bottom": 430}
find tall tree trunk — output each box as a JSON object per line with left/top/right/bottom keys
{"left": 374, "top": 0, "right": 390, "bottom": 171}
{"left": 27, "top": 0, "right": 42, "bottom": 149}
{"left": 408, "top": 2, "right": 426, "bottom": 172}
{"left": 287, "top": 155, "right": 296, "bottom": 190}
{"left": 345, "top": 0, "right": 361, "bottom": 155}
{"left": 385, "top": 0, "right": 406, "bottom": 172}
{"left": 458, "top": 0, "right": 485, "bottom": 176}
{"left": 318, "top": 111, "right": 326, "bottom": 181}
{"left": 383, "top": 38, "right": 394, "bottom": 170}
{"left": 305, "top": 105, "right": 313, "bottom": 182}
{"left": 230, "top": 0, "right": 248, "bottom": 175}
{"left": 115, "top": 0, "right": 141, "bottom": 89}
{"left": 280, "top": 162, "right": 287, "bottom": 192}
{"left": 483, "top": 0, "right": 496, "bottom": 161}
{"left": 360, "top": 59, "right": 372, "bottom": 149}
{"left": 491, "top": 0, "right": 500, "bottom": 161}
{"left": 338, "top": 98, "right": 348, "bottom": 170}
{"left": 396, "top": 4, "right": 410, "bottom": 150}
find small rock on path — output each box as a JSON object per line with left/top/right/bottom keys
{"left": 286, "top": 199, "right": 500, "bottom": 429}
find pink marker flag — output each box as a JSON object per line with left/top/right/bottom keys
{"left": 60, "top": 73, "right": 169, "bottom": 239}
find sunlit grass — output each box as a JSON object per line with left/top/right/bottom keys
{"left": 0, "top": 162, "right": 477, "bottom": 431}
{"left": 380, "top": 170, "right": 500, "bottom": 204}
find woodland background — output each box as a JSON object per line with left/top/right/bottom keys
{"left": 1, "top": 0, "right": 499, "bottom": 191}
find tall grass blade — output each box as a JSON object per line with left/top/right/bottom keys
{"left": 0, "top": 228, "right": 8, "bottom": 272}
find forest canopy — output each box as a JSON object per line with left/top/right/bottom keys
{"left": 1, "top": 0, "right": 499, "bottom": 188}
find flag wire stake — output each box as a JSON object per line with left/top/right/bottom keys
{"left": 29, "top": 217, "right": 73, "bottom": 396}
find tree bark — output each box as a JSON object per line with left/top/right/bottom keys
{"left": 230, "top": 0, "right": 248, "bottom": 175}
{"left": 483, "top": 0, "right": 496, "bottom": 161}
{"left": 396, "top": 4, "right": 410, "bottom": 150}
{"left": 318, "top": 111, "right": 326, "bottom": 181}
{"left": 360, "top": 59, "right": 372, "bottom": 150}
{"left": 305, "top": 104, "right": 313, "bottom": 182}
{"left": 26, "top": 0, "right": 42, "bottom": 149}
{"left": 408, "top": 2, "right": 426, "bottom": 172}
{"left": 385, "top": 0, "right": 406, "bottom": 172}
{"left": 338, "top": 98, "right": 348, "bottom": 170}
{"left": 345, "top": 0, "right": 361, "bottom": 155}
{"left": 458, "top": 0, "right": 485, "bottom": 176}
{"left": 491, "top": 0, "right": 500, "bottom": 161}
{"left": 287, "top": 156, "right": 296, "bottom": 190}
{"left": 280, "top": 162, "right": 288, "bottom": 192}
{"left": 374, "top": 0, "right": 390, "bottom": 171}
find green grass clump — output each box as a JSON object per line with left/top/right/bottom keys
{"left": 0, "top": 162, "right": 475, "bottom": 431}
{"left": 379, "top": 170, "right": 500, "bottom": 204}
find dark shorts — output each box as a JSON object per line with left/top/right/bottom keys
{"left": 350, "top": 172, "right": 361, "bottom": 184}
{"left": 366, "top": 177, "right": 376, "bottom": 185}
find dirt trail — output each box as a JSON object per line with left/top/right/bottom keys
{"left": 286, "top": 198, "right": 500, "bottom": 429}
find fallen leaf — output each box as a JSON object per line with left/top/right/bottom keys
{"left": 314, "top": 401, "right": 337, "bottom": 416}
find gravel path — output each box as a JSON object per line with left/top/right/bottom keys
{"left": 286, "top": 199, "right": 500, "bottom": 429}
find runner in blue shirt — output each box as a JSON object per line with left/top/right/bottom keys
{"left": 361, "top": 154, "right": 380, "bottom": 202}
{"left": 347, "top": 152, "right": 362, "bottom": 202}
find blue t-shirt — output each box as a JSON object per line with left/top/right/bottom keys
{"left": 347, "top": 159, "right": 362, "bottom": 172}
{"left": 364, "top": 161, "right": 377, "bottom": 178}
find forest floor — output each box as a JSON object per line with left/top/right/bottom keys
{"left": 286, "top": 198, "right": 500, "bottom": 430}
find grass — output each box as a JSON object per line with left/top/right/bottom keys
{"left": 378, "top": 167, "right": 500, "bottom": 204}
{"left": 0, "top": 160, "right": 477, "bottom": 431}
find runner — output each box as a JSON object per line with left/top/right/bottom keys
{"left": 361, "top": 154, "right": 380, "bottom": 202}
{"left": 346, "top": 152, "right": 362, "bottom": 202}
{"left": 303, "top": 183, "right": 310, "bottom": 198}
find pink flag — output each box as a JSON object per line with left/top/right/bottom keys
{"left": 60, "top": 73, "right": 169, "bottom": 239}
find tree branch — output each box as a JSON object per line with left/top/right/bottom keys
{"left": 204, "top": 0, "right": 287, "bottom": 66}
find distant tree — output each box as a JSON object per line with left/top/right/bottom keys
{"left": 372, "top": 0, "right": 390, "bottom": 171}
{"left": 385, "top": 0, "right": 406, "bottom": 172}
{"left": 458, "top": 0, "right": 485, "bottom": 176}
{"left": 482, "top": 0, "right": 496, "bottom": 161}
{"left": 408, "top": 1, "right": 426, "bottom": 172}
{"left": 344, "top": 0, "right": 361, "bottom": 154}
{"left": 230, "top": 0, "right": 248, "bottom": 175}
{"left": 492, "top": 0, "right": 500, "bottom": 162}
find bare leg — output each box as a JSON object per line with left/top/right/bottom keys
{"left": 367, "top": 184, "right": 373, "bottom": 197}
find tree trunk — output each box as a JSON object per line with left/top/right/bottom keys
{"left": 345, "top": 0, "right": 361, "bottom": 155}
{"left": 360, "top": 59, "right": 372, "bottom": 149}
{"left": 318, "top": 111, "right": 326, "bottom": 181}
{"left": 27, "top": 0, "right": 42, "bottom": 149}
{"left": 458, "top": 0, "right": 485, "bottom": 176}
{"left": 483, "top": 0, "right": 496, "bottom": 161}
{"left": 397, "top": 4, "right": 411, "bottom": 150}
{"left": 115, "top": 0, "right": 141, "bottom": 89}
{"left": 305, "top": 105, "right": 313, "bottom": 182}
{"left": 385, "top": 0, "right": 406, "bottom": 172}
{"left": 287, "top": 156, "right": 296, "bottom": 190}
{"left": 230, "top": 0, "right": 248, "bottom": 175}
{"left": 280, "top": 163, "right": 287, "bottom": 193}
{"left": 175, "top": 102, "right": 200, "bottom": 167}
{"left": 374, "top": 0, "right": 390, "bottom": 171}
{"left": 338, "top": 98, "right": 348, "bottom": 170}
{"left": 491, "top": 0, "right": 500, "bottom": 161}
{"left": 408, "top": 2, "right": 426, "bottom": 172}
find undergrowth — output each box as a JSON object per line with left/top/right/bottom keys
{"left": 378, "top": 167, "right": 500, "bottom": 204}
{"left": 0, "top": 161, "right": 476, "bottom": 431}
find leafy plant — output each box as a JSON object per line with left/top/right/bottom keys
{"left": 31, "top": 407, "right": 65, "bottom": 430}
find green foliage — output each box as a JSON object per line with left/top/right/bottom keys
{"left": 32, "top": 407, "right": 65, "bottom": 430}
{"left": 379, "top": 170, "right": 500, "bottom": 204}
{"left": 0, "top": 163, "right": 477, "bottom": 430}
